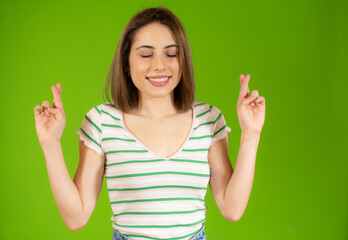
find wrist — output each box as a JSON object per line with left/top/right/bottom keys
{"left": 241, "top": 129, "right": 261, "bottom": 136}
{"left": 240, "top": 130, "right": 260, "bottom": 147}
{"left": 40, "top": 138, "right": 61, "bottom": 147}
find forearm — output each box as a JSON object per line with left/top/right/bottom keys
{"left": 40, "top": 140, "right": 86, "bottom": 230}
{"left": 224, "top": 131, "right": 260, "bottom": 220}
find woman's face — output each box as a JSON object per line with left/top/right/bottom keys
{"left": 128, "top": 22, "right": 181, "bottom": 100}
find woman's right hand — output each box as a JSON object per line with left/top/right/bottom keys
{"left": 34, "top": 83, "right": 66, "bottom": 144}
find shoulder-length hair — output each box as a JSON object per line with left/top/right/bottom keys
{"left": 102, "top": 7, "right": 195, "bottom": 113}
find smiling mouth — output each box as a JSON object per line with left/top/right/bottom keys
{"left": 146, "top": 76, "right": 171, "bottom": 82}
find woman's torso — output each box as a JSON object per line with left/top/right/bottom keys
{"left": 78, "top": 100, "right": 230, "bottom": 239}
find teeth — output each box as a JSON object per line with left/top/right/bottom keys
{"left": 148, "top": 77, "right": 170, "bottom": 82}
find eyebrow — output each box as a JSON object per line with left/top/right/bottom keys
{"left": 135, "top": 44, "right": 178, "bottom": 50}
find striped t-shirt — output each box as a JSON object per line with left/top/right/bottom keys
{"left": 76, "top": 100, "right": 231, "bottom": 240}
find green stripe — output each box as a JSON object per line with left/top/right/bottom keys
{"left": 111, "top": 197, "right": 205, "bottom": 204}
{"left": 112, "top": 208, "right": 206, "bottom": 217}
{"left": 94, "top": 106, "right": 101, "bottom": 114}
{"left": 105, "top": 103, "right": 119, "bottom": 109}
{"left": 101, "top": 109, "right": 120, "bottom": 121}
{"left": 123, "top": 226, "right": 203, "bottom": 240}
{"left": 189, "top": 135, "right": 213, "bottom": 140}
{"left": 108, "top": 185, "right": 207, "bottom": 191}
{"left": 105, "top": 149, "right": 148, "bottom": 155}
{"left": 182, "top": 148, "right": 209, "bottom": 152}
{"left": 193, "top": 121, "right": 213, "bottom": 130}
{"left": 169, "top": 159, "right": 208, "bottom": 164}
{"left": 105, "top": 171, "right": 210, "bottom": 179}
{"left": 195, "top": 106, "right": 212, "bottom": 118}
{"left": 194, "top": 102, "right": 205, "bottom": 107}
{"left": 105, "top": 159, "right": 164, "bottom": 167}
{"left": 80, "top": 128, "right": 101, "bottom": 147}
{"left": 214, "top": 124, "right": 227, "bottom": 136}
{"left": 213, "top": 112, "right": 222, "bottom": 124}
{"left": 101, "top": 123, "right": 122, "bottom": 128}
{"left": 105, "top": 158, "right": 208, "bottom": 167}
{"left": 102, "top": 137, "right": 135, "bottom": 142}
{"left": 114, "top": 217, "right": 206, "bottom": 228}
{"left": 85, "top": 115, "right": 101, "bottom": 133}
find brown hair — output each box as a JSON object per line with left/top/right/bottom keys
{"left": 102, "top": 7, "right": 195, "bottom": 113}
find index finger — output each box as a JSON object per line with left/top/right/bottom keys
{"left": 239, "top": 74, "right": 250, "bottom": 98}
{"left": 56, "top": 83, "right": 62, "bottom": 94}
{"left": 51, "top": 84, "right": 63, "bottom": 109}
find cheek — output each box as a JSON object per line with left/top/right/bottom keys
{"left": 131, "top": 59, "right": 150, "bottom": 74}
{"left": 169, "top": 60, "right": 180, "bottom": 74}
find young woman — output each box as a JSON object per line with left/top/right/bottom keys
{"left": 34, "top": 7, "right": 265, "bottom": 240}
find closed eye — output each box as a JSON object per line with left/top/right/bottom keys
{"left": 141, "top": 54, "right": 176, "bottom": 58}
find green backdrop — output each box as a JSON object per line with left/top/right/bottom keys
{"left": 1, "top": 0, "right": 347, "bottom": 239}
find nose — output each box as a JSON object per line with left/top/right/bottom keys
{"left": 153, "top": 55, "right": 166, "bottom": 72}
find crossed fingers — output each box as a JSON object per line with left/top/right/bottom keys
{"left": 34, "top": 83, "right": 63, "bottom": 117}
{"left": 239, "top": 74, "right": 265, "bottom": 107}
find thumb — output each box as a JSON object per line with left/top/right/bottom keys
{"left": 47, "top": 107, "right": 65, "bottom": 120}
{"left": 243, "top": 95, "right": 254, "bottom": 105}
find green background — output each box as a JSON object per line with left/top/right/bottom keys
{"left": 1, "top": 0, "right": 347, "bottom": 239}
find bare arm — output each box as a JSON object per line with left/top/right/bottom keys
{"left": 40, "top": 139, "right": 104, "bottom": 230}
{"left": 208, "top": 74, "right": 265, "bottom": 221}
{"left": 34, "top": 83, "right": 105, "bottom": 231}
{"left": 208, "top": 131, "right": 259, "bottom": 222}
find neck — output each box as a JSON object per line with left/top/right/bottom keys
{"left": 134, "top": 92, "right": 177, "bottom": 119}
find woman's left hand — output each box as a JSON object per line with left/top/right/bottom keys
{"left": 237, "top": 74, "right": 266, "bottom": 135}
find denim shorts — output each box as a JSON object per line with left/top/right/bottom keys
{"left": 112, "top": 224, "right": 206, "bottom": 240}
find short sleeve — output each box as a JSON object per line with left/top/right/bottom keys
{"left": 210, "top": 106, "right": 231, "bottom": 146}
{"left": 75, "top": 105, "right": 104, "bottom": 156}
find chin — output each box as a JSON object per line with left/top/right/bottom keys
{"left": 144, "top": 88, "right": 173, "bottom": 99}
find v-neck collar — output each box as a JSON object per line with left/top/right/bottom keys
{"left": 119, "top": 104, "right": 196, "bottom": 160}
